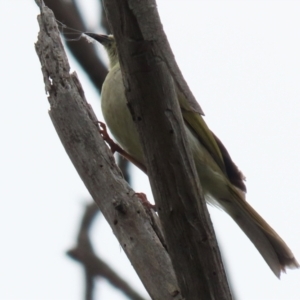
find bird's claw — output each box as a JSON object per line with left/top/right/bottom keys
{"left": 97, "top": 121, "right": 148, "bottom": 174}
{"left": 135, "top": 193, "right": 157, "bottom": 211}
{"left": 98, "top": 121, "right": 122, "bottom": 154}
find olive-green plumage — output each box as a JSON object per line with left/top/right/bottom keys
{"left": 86, "top": 33, "right": 299, "bottom": 277}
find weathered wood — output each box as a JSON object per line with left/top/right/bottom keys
{"left": 34, "top": 2, "right": 182, "bottom": 299}
{"left": 102, "top": 0, "right": 232, "bottom": 299}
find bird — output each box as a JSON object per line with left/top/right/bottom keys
{"left": 85, "top": 32, "right": 299, "bottom": 278}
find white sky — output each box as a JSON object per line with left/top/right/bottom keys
{"left": 1, "top": 0, "right": 300, "bottom": 299}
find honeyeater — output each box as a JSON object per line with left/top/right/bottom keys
{"left": 85, "top": 33, "right": 299, "bottom": 277}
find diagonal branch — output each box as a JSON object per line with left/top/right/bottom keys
{"left": 102, "top": 0, "right": 232, "bottom": 299}
{"left": 43, "top": 0, "right": 108, "bottom": 91}
{"left": 34, "top": 2, "right": 183, "bottom": 299}
{"left": 67, "top": 203, "right": 146, "bottom": 300}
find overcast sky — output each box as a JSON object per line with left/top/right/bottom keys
{"left": 1, "top": 1, "right": 300, "bottom": 299}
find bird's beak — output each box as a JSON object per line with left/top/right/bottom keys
{"left": 85, "top": 33, "right": 110, "bottom": 45}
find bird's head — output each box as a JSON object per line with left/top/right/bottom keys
{"left": 85, "top": 33, "right": 118, "bottom": 69}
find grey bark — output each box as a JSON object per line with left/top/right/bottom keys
{"left": 43, "top": 0, "right": 108, "bottom": 91}
{"left": 34, "top": 2, "right": 182, "bottom": 299}
{"left": 102, "top": 0, "right": 232, "bottom": 299}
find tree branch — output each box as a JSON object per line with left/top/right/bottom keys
{"left": 44, "top": 0, "right": 131, "bottom": 189}
{"left": 34, "top": 2, "right": 183, "bottom": 299}
{"left": 43, "top": 0, "right": 108, "bottom": 91}
{"left": 102, "top": 0, "right": 231, "bottom": 299}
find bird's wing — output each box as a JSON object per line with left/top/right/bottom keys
{"left": 177, "top": 86, "right": 246, "bottom": 191}
{"left": 182, "top": 109, "right": 225, "bottom": 171}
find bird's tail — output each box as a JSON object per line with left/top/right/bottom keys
{"left": 222, "top": 187, "right": 299, "bottom": 277}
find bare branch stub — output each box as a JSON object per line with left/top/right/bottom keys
{"left": 43, "top": 0, "right": 108, "bottom": 91}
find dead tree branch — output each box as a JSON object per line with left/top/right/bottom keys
{"left": 102, "top": 0, "right": 232, "bottom": 299}
{"left": 34, "top": 2, "right": 182, "bottom": 299}
{"left": 43, "top": 0, "right": 107, "bottom": 91}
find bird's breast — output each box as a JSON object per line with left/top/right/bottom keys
{"left": 101, "top": 66, "right": 145, "bottom": 165}
{"left": 101, "top": 65, "right": 230, "bottom": 203}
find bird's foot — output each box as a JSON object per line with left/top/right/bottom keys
{"left": 98, "top": 121, "right": 123, "bottom": 154}
{"left": 135, "top": 192, "right": 157, "bottom": 211}
{"left": 97, "top": 121, "right": 148, "bottom": 173}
